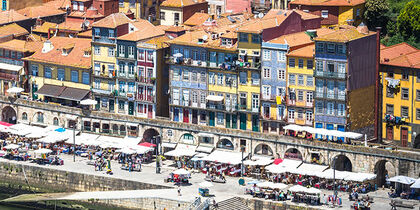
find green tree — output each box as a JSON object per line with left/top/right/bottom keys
{"left": 364, "top": 0, "right": 390, "bottom": 30}
{"left": 397, "top": 1, "right": 420, "bottom": 39}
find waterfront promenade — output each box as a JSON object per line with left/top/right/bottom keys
{"left": 1, "top": 154, "right": 419, "bottom": 209}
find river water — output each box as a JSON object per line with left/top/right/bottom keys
{"left": 0, "top": 193, "right": 33, "bottom": 210}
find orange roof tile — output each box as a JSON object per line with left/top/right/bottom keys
{"left": 68, "top": 10, "right": 104, "bottom": 19}
{"left": 58, "top": 20, "right": 86, "bottom": 32}
{"left": 32, "top": 22, "right": 57, "bottom": 34}
{"left": 0, "top": 23, "right": 29, "bottom": 38}
{"left": 92, "top": 13, "right": 133, "bottom": 28}
{"left": 168, "top": 30, "right": 237, "bottom": 51}
{"left": 118, "top": 19, "right": 165, "bottom": 41}
{"left": 293, "top": 9, "right": 321, "bottom": 20}
{"left": 160, "top": 0, "right": 197, "bottom": 7}
{"left": 263, "top": 9, "right": 320, "bottom": 20}
{"left": 77, "top": 29, "right": 93, "bottom": 38}
{"left": 138, "top": 35, "right": 171, "bottom": 49}
{"left": 17, "top": 5, "right": 66, "bottom": 19}
{"left": 290, "top": 0, "right": 365, "bottom": 6}
{"left": 0, "top": 10, "right": 31, "bottom": 25}
{"left": 314, "top": 27, "right": 375, "bottom": 43}
{"left": 23, "top": 37, "right": 92, "bottom": 69}
{"left": 0, "top": 39, "right": 42, "bottom": 52}
{"left": 380, "top": 42, "right": 420, "bottom": 68}
{"left": 164, "top": 25, "right": 188, "bottom": 32}
{"left": 43, "top": 0, "right": 71, "bottom": 9}
{"left": 287, "top": 43, "right": 314, "bottom": 58}
{"left": 268, "top": 28, "right": 334, "bottom": 47}
{"left": 237, "top": 11, "right": 292, "bottom": 33}
{"left": 184, "top": 13, "right": 210, "bottom": 26}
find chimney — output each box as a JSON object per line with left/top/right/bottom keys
{"left": 42, "top": 40, "right": 54, "bottom": 53}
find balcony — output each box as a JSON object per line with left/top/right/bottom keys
{"left": 315, "top": 91, "right": 346, "bottom": 101}
{"left": 0, "top": 72, "right": 18, "bottom": 80}
{"left": 314, "top": 71, "right": 346, "bottom": 79}
{"left": 93, "top": 37, "right": 116, "bottom": 45}
{"left": 238, "top": 61, "right": 261, "bottom": 70}
{"left": 94, "top": 71, "right": 114, "bottom": 79}
{"left": 261, "top": 94, "right": 276, "bottom": 102}
{"left": 170, "top": 100, "right": 191, "bottom": 107}
{"left": 207, "top": 103, "right": 225, "bottom": 111}
{"left": 238, "top": 104, "right": 259, "bottom": 113}
{"left": 165, "top": 57, "right": 208, "bottom": 68}
{"left": 137, "top": 94, "right": 155, "bottom": 103}
{"left": 137, "top": 76, "right": 155, "bottom": 85}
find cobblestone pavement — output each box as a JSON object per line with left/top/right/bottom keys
{"left": 1, "top": 154, "right": 419, "bottom": 209}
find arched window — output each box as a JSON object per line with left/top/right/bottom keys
{"left": 22, "top": 112, "right": 27, "bottom": 120}
{"left": 36, "top": 112, "right": 44, "bottom": 123}
{"left": 112, "top": 124, "right": 119, "bottom": 134}
{"left": 53, "top": 117, "right": 59, "bottom": 126}
{"left": 217, "top": 139, "right": 234, "bottom": 150}
{"left": 182, "top": 133, "right": 194, "bottom": 144}
{"left": 120, "top": 125, "right": 126, "bottom": 136}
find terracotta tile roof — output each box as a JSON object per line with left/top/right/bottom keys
{"left": 221, "top": 31, "right": 237, "bottom": 39}
{"left": 77, "top": 29, "right": 93, "bottom": 38}
{"left": 138, "top": 35, "right": 171, "bottom": 49}
{"left": 184, "top": 13, "right": 210, "bottom": 26}
{"left": 27, "top": 33, "right": 46, "bottom": 42}
{"left": 0, "top": 10, "right": 31, "bottom": 25}
{"left": 58, "top": 20, "right": 86, "bottom": 32}
{"left": 160, "top": 0, "right": 196, "bottom": 7}
{"left": 68, "top": 10, "right": 104, "bottom": 19}
{"left": 17, "top": 5, "right": 66, "bottom": 19}
{"left": 0, "top": 39, "right": 42, "bottom": 52}
{"left": 268, "top": 28, "right": 334, "bottom": 47}
{"left": 290, "top": 0, "right": 365, "bottom": 6}
{"left": 23, "top": 36, "right": 92, "bottom": 69}
{"left": 168, "top": 29, "right": 237, "bottom": 51}
{"left": 380, "top": 43, "right": 420, "bottom": 68}
{"left": 293, "top": 9, "right": 321, "bottom": 20}
{"left": 164, "top": 25, "right": 188, "bottom": 32}
{"left": 92, "top": 13, "right": 133, "bottom": 28}
{"left": 263, "top": 9, "right": 319, "bottom": 20}
{"left": 32, "top": 22, "right": 57, "bottom": 34}
{"left": 0, "top": 23, "right": 29, "bottom": 38}
{"left": 237, "top": 11, "right": 293, "bottom": 33}
{"left": 118, "top": 19, "right": 165, "bottom": 41}
{"left": 314, "top": 27, "right": 375, "bottom": 43}
{"left": 287, "top": 43, "right": 314, "bottom": 58}
{"left": 43, "top": 0, "right": 71, "bottom": 9}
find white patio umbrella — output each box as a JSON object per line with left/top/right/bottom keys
{"left": 173, "top": 53, "right": 183, "bottom": 57}
{"left": 4, "top": 144, "right": 19, "bottom": 150}
{"left": 6, "top": 87, "right": 24, "bottom": 94}
{"left": 172, "top": 168, "right": 191, "bottom": 176}
{"left": 271, "top": 183, "right": 288, "bottom": 190}
{"left": 387, "top": 175, "right": 416, "bottom": 185}
{"left": 199, "top": 181, "right": 213, "bottom": 188}
{"left": 257, "top": 181, "right": 273, "bottom": 188}
{"left": 80, "top": 99, "right": 98, "bottom": 105}
{"left": 410, "top": 179, "right": 420, "bottom": 189}
{"left": 305, "top": 187, "right": 322, "bottom": 194}
{"left": 289, "top": 185, "right": 307, "bottom": 193}
{"left": 34, "top": 148, "right": 52, "bottom": 154}
{"left": 117, "top": 147, "right": 136, "bottom": 155}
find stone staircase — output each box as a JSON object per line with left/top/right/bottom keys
{"left": 211, "top": 197, "right": 250, "bottom": 210}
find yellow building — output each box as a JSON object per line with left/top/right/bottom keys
{"left": 286, "top": 44, "right": 315, "bottom": 126}
{"left": 380, "top": 43, "right": 420, "bottom": 148}
{"left": 24, "top": 37, "right": 92, "bottom": 113}
{"left": 118, "top": 0, "right": 159, "bottom": 20}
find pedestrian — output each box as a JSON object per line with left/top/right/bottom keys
{"left": 178, "top": 186, "right": 181, "bottom": 196}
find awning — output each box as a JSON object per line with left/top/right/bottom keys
{"left": 162, "top": 142, "right": 177, "bottom": 149}
{"left": 165, "top": 144, "right": 196, "bottom": 157}
{"left": 206, "top": 95, "right": 224, "bottom": 102}
{"left": 203, "top": 150, "right": 248, "bottom": 165}
{"left": 36, "top": 84, "right": 66, "bottom": 97}
{"left": 0, "top": 63, "right": 23, "bottom": 72}
{"left": 198, "top": 133, "right": 215, "bottom": 138}
{"left": 58, "top": 87, "right": 90, "bottom": 101}
{"left": 196, "top": 145, "right": 214, "bottom": 153}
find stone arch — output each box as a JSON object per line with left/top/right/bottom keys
{"left": 216, "top": 138, "right": 234, "bottom": 150}
{"left": 332, "top": 154, "right": 352, "bottom": 172}
{"left": 254, "top": 143, "right": 274, "bottom": 156}
{"left": 180, "top": 133, "right": 195, "bottom": 144}
{"left": 143, "top": 128, "right": 159, "bottom": 143}
{"left": 21, "top": 112, "right": 28, "bottom": 121}
{"left": 53, "top": 117, "right": 59, "bottom": 126}
{"left": 374, "top": 159, "right": 396, "bottom": 187}
{"left": 112, "top": 124, "right": 119, "bottom": 135}
{"left": 32, "top": 111, "right": 44, "bottom": 124}
{"left": 284, "top": 147, "right": 303, "bottom": 160}
{"left": 413, "top": 134, "right": 420, "bottom": 149}
{"left": 1, "top": 106, "right": 16, "bottom": 124}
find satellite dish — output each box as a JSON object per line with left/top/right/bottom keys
{"left": 83, "top": 20, "right": 90, "bottom": 27}
{"left": 203, "top": 35, "right": 208, "bottom": 41}
{"left": 258, "top": 13, "right": 264, "bottom": 18}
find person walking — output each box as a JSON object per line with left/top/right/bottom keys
{"left": 177, "top": 186, "right": 181, "bottom": 196}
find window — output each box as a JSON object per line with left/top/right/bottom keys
{"left": 251, "top": 72, "right": 260, "bottom": 85}
{"left": 36, "top": 112, "right": 44, "bottom": 123}
{"left": 417, "top": 71, "right": 420, "bottom": 82}
{"left": 183, "top": 70, "right": 189, "bottom": 81}
{"left": 239, "top": 72, "right": 247, "bottom": 84}
{"left": 53, "top": 117, "right": 59, "bottom": 126}
{"left": 200, "top": 72, "right": 206, "bottom": 83}
{"left": 298, "top": 59, "right": 304, "bottom": 68}
{"left": 79, "top": 2, "right": 84, "bottom": 11}
{"left": 108, "top": 81, "right": 114, "bottom": 91}
{"left": 327, "top": 102, "right": 334, "bottom": 115}
{"left": 119, "top": 62, "right": 125, "bottom": 75}
{"left": 73, "top": 1, "right": 78, "bottom": 10}
{"left": 402, "top": 70, "right": 409, "bottom": 80}
{"left": 57, "top": 68, "right": 65, "bottom": 80}
{"left": 192, "top": 71, "right": 197, "bottom": 81}
{"left": 306, "top": 92, "right": 313, "bottom": 103}
{"left": 217, "top": 73, "right": 223, "bottom": 85}
{"left": 316, "top": 42, "right": 324, "bottom": 53}
{"left": 289, "top": 74, "right": 296, "bottom": 85}
{"left": 401, "top": 106, "right": 409, "bottom": 118}
{"left": 417, "top": 108, "right": 420, "bottom": 120}
{"left": 82, "top": 72, "right": 90, "bottom": 84}
{"left": 119, "top": 0, "right": 124, "bottom": 7}
{"left": 128, "top": 64, "right": 135, "bottom": 75}
{"left": 387, "top": 72, "right": 394, "bottom": 78}
{"left": 94, "top": 28, "right": 100, "bottom": 37}
{"left": 44, "top": 66, "right": 52, "bottom": 78}
{"left": 119, "top": 45, "right": 125, "bottom": 57}
{"left": 417, "top": 90, "right": 420, "bottom": 101}
{"left": 108, "top": 47, "right": 115, "bottom": 57}
{"left": 129, "top": 0, "right": 136, "bottom": 7}
{"left": 251, "top": 34, "right": 261, "bottom": 44}
{"left": 128, "top": 46, "right": 135, "bottom": 58}
{"left": 298, "top": 75, "right": 304, "bottom": 85}
{"left": 71, "top": 70, "right": 79, "bottom": 82}
{"left": 108, "top": 29, "right": 114, "bottom": 38}
{"left": 160, "top": 12, "right": 165, "bottom": 20}
{"left": 289, "top": 58, "right": 295, "bottom": 67}
{"left": 217, "top": 112, "right": 224, "bottom": 124}
{"left": 94, "top": 46, "right": 100, "bottom": 55}
{"left": 316, "top": 101, "right": 323, "bottom": 114}
{"left": 327, "top": 43, "right": 335, "bottom": 53}
{"left": 386, "top": 104, "right": 393, "bottom": 115}
{"left": 221, "top": 38, "right": 232, "bottom": 46}
{"left": 288, "top": 109, "right": 295, "bottom": 119}
{"left": 239, "top": 33, "right": 248, "bottom": 42}
{"left": 94, "top": 79, "right": 100, "bottom": 89}
{"left": 401, "top": 88, "right": 409, "bottom": 100}
{"left": 278, "top": 69, "right": 285, "bottom": 80}
{"left": 327, "top": 62, "right": 335, "bottom": 72}
{"left": 263, "top": 67, "right": 270, "bottom": 78}
{"left": 119, "top": 81, "right": 126, "bottom": 93}
{"left": 337, "top": 103, "right": 345, "bottom": 116}
{"left": 262, "top": 50, "right": 270, "bottom": 60}
{"left": 306, "top": 111, "right": 313, "bottom": 122}
{"left": 307, "top": 60, "right": 313, "bottom": 69}
{"left": 297, "top": 90, "right": 304, "bottom": 101}
{"left": 306, "top": 76, "right": 313, "bottom": 86}
{"left": 262, "top": 86, "right": 270, "bottom": 98}
{"left": 119, "top": 100, "right": 125, "bottom": 110}
{"left": 321, "top": 10, "right": 328, "bottom": 18}
{"left": 4, "top": 50, "right": 8, "bottom": 57}
{"left": 278, "top": 51, "right": 286, "bottom": 61}
{"left": 174, "top": 13, "right": 179, "bottom": 22}
{"left": 251, "top": 94, "right": 259, "bottom": 109}
{"left": 146, "top": 50, "right": 153, "bottom": 61}
{"left": 22, "top": 112, "right": 27, "bottom": 120}
{"left": 337, "top": 45, "right": 346, "bottom": 54}
{"left": 356, "top": 8, "right": 361, "bottom": 17}
{"left": 208, "top": 72, "right": 215, "bottom": 84}
{"left": 138, "top": 49, "right": 145, "bottom": 60}
{"left": 316, "top": 60, "right": 324, "bottom": 72}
